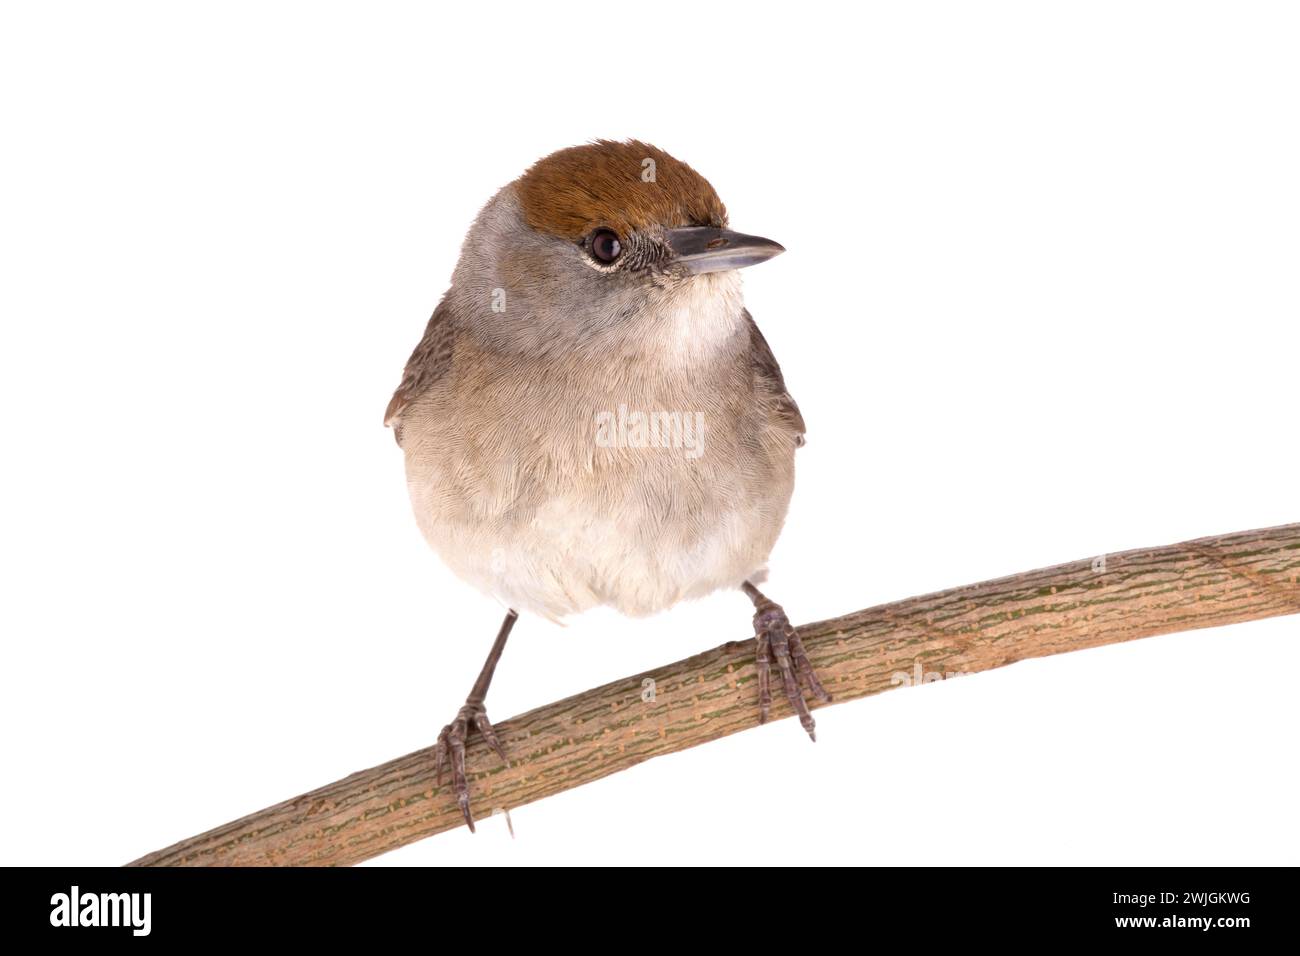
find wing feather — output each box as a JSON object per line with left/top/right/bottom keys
{"left": 744, "top": 309, "right": 806, "bottom": 444}
{"left": 384, "top": 298, "right": 456, "bottom": 445}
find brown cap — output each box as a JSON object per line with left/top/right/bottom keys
{"left": 516, "top": 140, "right": 728, "bottom": 241}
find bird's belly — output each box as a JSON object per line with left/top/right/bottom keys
{"left": 405, "top": 445, "right": 794, "bottom": 620}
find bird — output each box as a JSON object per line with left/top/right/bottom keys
{"left": 385, "top": 140, "right": 830, "bottom": 830}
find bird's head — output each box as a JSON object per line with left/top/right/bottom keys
{"left": 446, "top": 140, "right": 784, "bottom": 358}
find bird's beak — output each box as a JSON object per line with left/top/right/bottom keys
{"left": 664, "top": 226, "right": 785, "bottom": 274}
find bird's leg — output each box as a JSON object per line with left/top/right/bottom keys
{"left": 434, "top": 609, "right": 517, "bottom": 832}
{"left": 741, "top": 581, "right": 831, "bottom": 741}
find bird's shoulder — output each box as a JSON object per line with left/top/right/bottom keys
{"left": 744, "top": 309, "right": 806, "bottom": 444}
{"left": 384, "top": 298, "right": 457, "bottom": 445}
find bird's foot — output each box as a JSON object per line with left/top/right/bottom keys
{"left": 752, "top": 599, "right": 832, "bottom": 740}
{"left": 434, "top": 700, "right": 507, "bottom": 832}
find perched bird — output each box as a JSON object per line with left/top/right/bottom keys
{"left": 385, "top": 140, "right": 829, "bottom": 829}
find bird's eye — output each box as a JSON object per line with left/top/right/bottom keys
{"left": 590, "top": 228, "right": 622, "bottom": 264}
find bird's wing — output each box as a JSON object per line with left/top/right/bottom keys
{"left": 745, "top": 309, "right": 806, "bottom": 445}
{"left": 384, "top": 298, "right": 456, "bottom": 446}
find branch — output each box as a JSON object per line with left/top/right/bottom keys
{"left": 129, "top": 523, "right": 1300, "bottom": 866}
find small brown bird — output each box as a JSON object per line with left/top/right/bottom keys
{"left": 386, "top": 140, "right": 829, "bottom": 829}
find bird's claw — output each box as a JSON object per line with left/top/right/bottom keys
{"left": 753, "top": 600, "right": 831, "bottom": 740}
{"left": 434, "top": 701, "right": 507, "bottom": 832}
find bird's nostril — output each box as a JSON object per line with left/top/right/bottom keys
{"left": 705, "top": 237, "right": 728, "bottom": 249}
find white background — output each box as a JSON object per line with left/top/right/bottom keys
{"left": 2, "top": 1, "right": 1296, "bottom": 866}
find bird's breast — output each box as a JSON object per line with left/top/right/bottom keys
{"left": 398, "top": 332, "right": 797, "bottom": 619}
